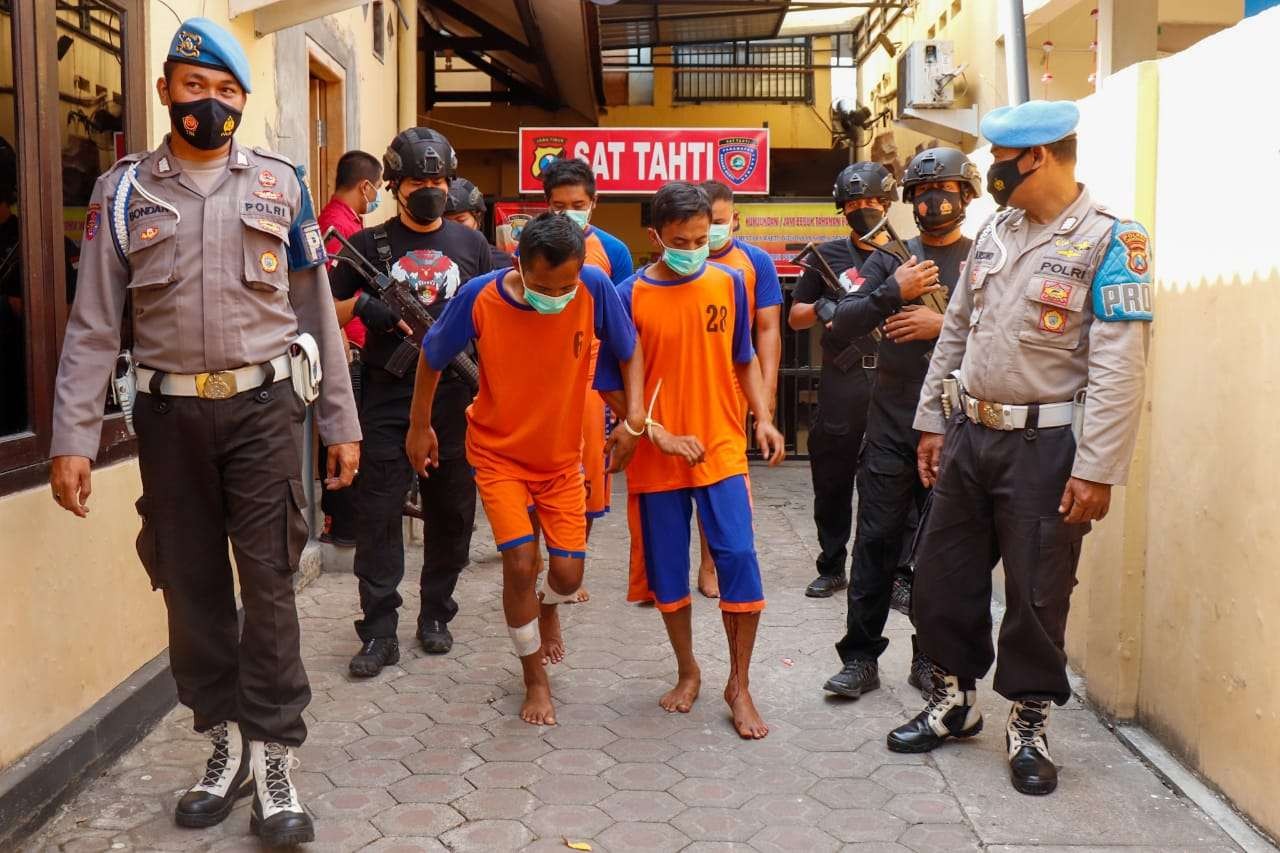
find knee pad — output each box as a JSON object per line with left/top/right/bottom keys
{"left": 508, "top": 619, "right": 541, "bottom": 657}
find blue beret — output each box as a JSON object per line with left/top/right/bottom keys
{"left": 168, "top": 18, "right": 252, "bottom": 93}
{"left": 980, "top": 100, "right": 1079, "bottom": 148}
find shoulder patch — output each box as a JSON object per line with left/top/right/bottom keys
{"left": 1092, "top": 220, "right": 1153, "bottom": 322}
{"left": 252, "top": 146, "right": 296, "bottom": 167}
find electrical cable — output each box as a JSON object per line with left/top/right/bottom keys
{"left": 422, "top": 116, "right": 519, "bottom": 136}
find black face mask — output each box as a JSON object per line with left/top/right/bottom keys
{"left": 912, "top": 189, "right": 966, "bottom": 234}
{"left": 987, "top": 151, "right": 1036, "bottom": 207}
{"left": 845, "top": 207, "right": 884, "bottom": 241}
{"left": 169, "top": 97, "right": 241, "bottom": 151}
{"left": 402, "top": 186, "right": 447, "bottom": 225}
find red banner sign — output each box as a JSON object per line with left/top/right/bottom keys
{"left": 518, "top": 127, "right": 770, "bottom": 196}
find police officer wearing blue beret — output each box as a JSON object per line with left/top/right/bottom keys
{"left": 885, "top": 101, "right": 1153, "bottom": 797}
{"left": 48, "top": 18, "right": 361, "bottom": 844}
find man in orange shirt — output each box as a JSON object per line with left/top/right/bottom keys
{"left": 406, "top": 213, "right": 645, "bottom": 725}
{"left": 599, "top": 183, "right": 786, "bottom": 739}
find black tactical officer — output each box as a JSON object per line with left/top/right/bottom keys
{"left": 788, "top": 162, "right": 897, "bottom": 598}
{"left": 821, "top": 148, "right": 979, "bottom": 701}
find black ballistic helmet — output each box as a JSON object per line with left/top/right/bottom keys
{"left": 901, "top": 147, "right": 982, "bottom": 200}
{"left": 383, "top": 127, "right": 457, "bottom": 184}
{"left": 445, "top": 177, "right": 485, "bottom": 216}
{"left": 833, "top": 161, "right": 897, "bottom": 209}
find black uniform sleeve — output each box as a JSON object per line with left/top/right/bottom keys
{"left": 830, "top": 250, "right": 905, "bottom": 340}
{"left": 327, "top": 230, "right": 369, "bottom": 300}
{"left": 793, "top": 266, "right": 824, "bottom": 305}
{"left": 472, "top": 229, "right": 494, "bottom": 276}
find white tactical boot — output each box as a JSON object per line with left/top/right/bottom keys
{"left": 174, "top": 721, "right": 252, "bottom": 828}
{"left": 1007, "top": 699, "right": 1058, "bottom": 795}
{"left": 249, "top": 740, "right": 315, "bottom": 845}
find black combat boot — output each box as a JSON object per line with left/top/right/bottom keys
{"left": 805, "top": 574, "right": 848, "bottom": 598}
{"left": 1007, "top": 699, "right": 1058, "bottom": 795}
{"left": 249, "top": 741, "right": 315, "bottom": 845}
{"left": 823, "top": 659, "right": 880, "bottom": 698}
{"left": 174, "top": 721, "right": 252, "bottom": 827}
{"left": 889, "top": 571, "right": 912, "bottom": 616}
{"left": 418, "top": 618, "right": 453, "bottom": 654}
{"left": 887, "top": 664, "right": 983, "bottom": 753}
{"left": 348, "top": 637, "right": 399, "bottom": 677}
{"left": 906, "top": 636, "right": 936, "bottom": 698}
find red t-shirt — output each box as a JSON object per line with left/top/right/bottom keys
{"left": 318, "top": 197, "right": 367, "bottom": 348}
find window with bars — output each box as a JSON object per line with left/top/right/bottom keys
{"left": 674, "top": 37, "right": 812, "bottom": 103}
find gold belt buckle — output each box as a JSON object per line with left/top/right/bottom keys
{"left": 976, "top": 400, "right": 1005, "bottom": 429}
{"left": 195, "top": 370, "right": 237, "bottom": 399}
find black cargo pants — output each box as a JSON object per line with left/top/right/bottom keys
{"left": 807, "top": 366, "right": 872, "bottom": 580}
{"left": 352, "top": 372, "right": 476, "bottom": 642}
{"left": 133, "top": 380, "right": 311, "bottom": 746}
{"left": 913, "top": 412, "right": 1090, "bottom": 705}
{"left": 835, "top": 378, "right": 928, "bottom": 664}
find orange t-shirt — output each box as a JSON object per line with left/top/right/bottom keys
{"left": 599, "top": 261, "right": 755, "bottom": 494}
{"left": 422, "top": 265, "right": 636, "bottom": 479}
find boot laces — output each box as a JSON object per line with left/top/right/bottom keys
{"left": 922, "top": 662, "right": 952, "bottom": 715}
{"left": 263, "top": 742, "right": 300, "bottom": 810}
{"left": 198, "top": 722, "right": 232, "bottom": 788}
{"left": 1009, "top": 700, "right": 1051, "bottom": 750}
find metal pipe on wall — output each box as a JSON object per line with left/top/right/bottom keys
{"left": 1004, "top": 0, "right": 1030, "bottom": 105}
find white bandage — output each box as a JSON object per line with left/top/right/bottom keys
{"left": 539, "top": 582, "right": 582, "bottom": 606}
{"left": 508, "top": 619, "right": 541, "bottom": 658}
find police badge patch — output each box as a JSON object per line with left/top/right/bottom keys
{"left": 84, "top": 204, "right": 100, "bottom": 242}
{"left": 174, "top": 30, "right": 202, "bottom": 59}
{"left": 716, "top": 136, "right": 760, "bottom": 186}
{"left": 1038, "top": 306, "right": 1067, "bottom": 334}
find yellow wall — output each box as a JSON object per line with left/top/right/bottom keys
{"left": 0, "top": 0, "right": 412, "bottom": 773}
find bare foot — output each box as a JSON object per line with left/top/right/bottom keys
{"left": 725, "top": 682, "right": 769, "bottom": 739}
{"left": 565, "top": 587, "right": 590, "bottom": 604}
{"left": 538, "top": 602, "right": 565, "bottom": 665}
{"left": 697, "top": 563, "right": 720, "bottom": 599}
{"left": 521, "top": 679, "right": 556, "bottom": 725}
{"left": 660, "top": 670, "right": 701, "bottom": 713}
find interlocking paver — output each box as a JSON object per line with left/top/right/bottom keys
{"left": 21, "top": 466, "right": 1244, "bottom": 853}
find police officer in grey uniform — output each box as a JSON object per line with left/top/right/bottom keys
{"left": 48, "top": 18, "right": 359, "bottom": 845}
{"left": 885, "top": 101, "right": 1152, "bottom": 797}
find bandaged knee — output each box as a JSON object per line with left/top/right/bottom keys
{"left": 539, "top": 578, "right": 583, "bottom": 605}
{"left": 508, "top": 619, "right": 541, "bottom": 658}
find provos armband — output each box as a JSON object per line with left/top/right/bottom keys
{"left": 287, "top": 163, "right": 327, "bottom": 271}
{"left": 1092, "top": 220, "right": 1153, "bottom": 322}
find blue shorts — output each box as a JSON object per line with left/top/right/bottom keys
{"left": 628, "top": 475, "right": 764, "bottom": 613}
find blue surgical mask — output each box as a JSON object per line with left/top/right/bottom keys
{"left": 518, "top": 264, "right": 578, "bottom": 314}
{"left": 563, "top": 209, "right": 591, "bottom": 230}
{"left": 658, "top": 239, "right": 709, "bottom": 276}
{"left": 709, "top": 223, "right": 732, "bottom": 251}
{"left": 363, "top": 182, "right": 381, "bottom": 215}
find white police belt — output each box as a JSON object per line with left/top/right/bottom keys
{"left": 961, "top": 392, "right": 1075, "bottom": 431}
{"left": 137, "top": 353, "right": 292, "bottom": 400}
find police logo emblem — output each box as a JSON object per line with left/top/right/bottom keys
{"left": 253, "top": 190, "right": 284, "bottom": 202}
{"left": 1039, "top": 280, "right": 1072, "bottom": 307}
{"left": 1054, "top": 237, "right": 1092, "bottom": 259}
{"left": 259, "top": 170, "right": 278, "bottom": 188}
{"left": 717, "top": 136, "right": 760, "bottom": 186}
{"left": 84, "top": 204, "right": 100, "bottom": 242}
{"left": 139, "top": 226, "right": 159, "bottom": 241}
{"left": 530, "top": 137, "right": 566, "bottom": 180}
{"left": 222, "top": 116, "right": 236, "bottom": 136}
{"left": 939, "top": 198, "right": 954, "bottom": 216}
{"left": 1119, "top": 229, "right": 1149, "bottom": 275}
{"left": 260, "top": 251, "right": 279, "bottom": 273}
{"left": 1038, "top": 307, "right": 1067, "bottom": 334}
{"left": 182, "top": 114, "right": 199, "bottom": 134}
{"left": 174, "top": 31, "right": 202, "bottom": 59}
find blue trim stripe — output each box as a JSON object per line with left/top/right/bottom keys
{"left": 586, "top": 507, "right": 611, "bottom": 520}
{"left": 496, "top": 533, "right": 536, "bottom": 552}
{"left": 547, "top": 547, "right": 588, "bottom": 559}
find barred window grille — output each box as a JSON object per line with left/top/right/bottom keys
{"left": 674, "top": 37, "right": 812, "bottom": 103}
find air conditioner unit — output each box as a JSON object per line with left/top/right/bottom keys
{"left": 896, "top": 40, "right": 957, "bottom": 111}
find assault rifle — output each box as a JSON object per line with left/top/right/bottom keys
{"left": 324, "top": 227, "right": 479, "bottom": 391}
{"left": 792, "top": 241, "right": 880, "bottom": 373}
{"left": 855, "top": 215, "right": 949, "bottom": 316}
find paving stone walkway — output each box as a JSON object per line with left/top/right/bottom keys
{"left": 26, "top": 464, "right": 1242, "bottom": 852}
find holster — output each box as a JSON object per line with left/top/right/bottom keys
{"left": 110, "top": 351, "right": 137, "bottom": 436}
{"left": 288, "top": 333, "right": 322, "bottom": 404}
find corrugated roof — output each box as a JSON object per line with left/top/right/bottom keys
{"left": 596, "top": 1, "right": 792, "bottom": 49}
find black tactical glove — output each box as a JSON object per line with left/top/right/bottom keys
{"left": 353, "top": 292, "right": 402, "bottom": 332}
{"left": 814, "top": 296, "right": 837, "bottom": 324}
